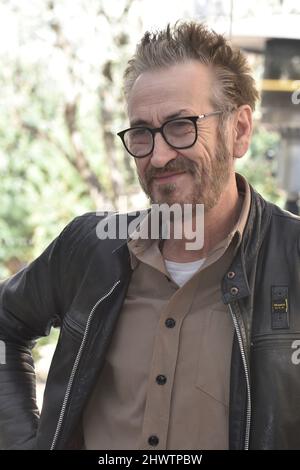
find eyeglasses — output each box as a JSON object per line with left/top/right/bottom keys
{"left": 117, "top": 111, "right": 222, "bottom": 158}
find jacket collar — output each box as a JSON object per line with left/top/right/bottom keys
{"left": 222, "top": 183, "right": 273, "bottom": 303}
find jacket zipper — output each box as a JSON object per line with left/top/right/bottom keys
{"left": 50, "top": 280, "right": 121, "bottom": 450}
{"left": 228, "top": 303, "right": 251, "bottom": 450}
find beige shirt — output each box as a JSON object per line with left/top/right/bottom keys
{"left": 83, "top": 174, "right": 251, "bottom": 450}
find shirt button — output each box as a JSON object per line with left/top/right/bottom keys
{"left": 156, "top": 374, "right": 167, "bottom": 385}
{"left": 148, "top": 435, "right": 159, "bottom": 447}
{"left": 165, "top": 318, "right": 176, "bottom": 328}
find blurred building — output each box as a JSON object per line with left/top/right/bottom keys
{"left": 192, "top": 0, "right": 300, "bottom": 213}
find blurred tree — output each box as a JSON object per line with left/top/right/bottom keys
{"left": 0, "top": 0, "right": 142, "bottom": 277}
{"left": 236, "top": 125, "right": 283, "bottom": 206}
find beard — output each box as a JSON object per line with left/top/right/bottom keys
{"left": 137, "top": 128, "right": 232, "bottom": 212}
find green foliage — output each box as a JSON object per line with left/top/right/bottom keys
{"left": 0, "top": 114, "right": 93, "bottom": 278}
{"left": 236, "top": 125, "right": 284, "bottom": 206}
{"left": 0, "top": 0, "right": 141, "bottom": 279}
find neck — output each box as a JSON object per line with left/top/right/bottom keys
{"left": 161, "top": 173, "right": 241, "bottom": 262}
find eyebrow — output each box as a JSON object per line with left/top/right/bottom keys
{"left": 129, "top": 109, "right": 192, "bottom": 127}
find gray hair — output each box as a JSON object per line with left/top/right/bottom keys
{"left": 123, "top": 21, "right": 259, "bottom": 113}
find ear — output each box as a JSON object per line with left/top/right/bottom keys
{"left": 232, "top": 105, "right": 253, "bottom": 159}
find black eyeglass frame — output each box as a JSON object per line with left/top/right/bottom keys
{"left": 117, "top": 111, "right": 222, "bottom": 158}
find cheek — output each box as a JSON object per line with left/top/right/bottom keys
{"left": 135, "top": 159, "right": 153, "bottom": 185}
{"left": 182, "top": 142, "right": 214, "bottom": 166}
{"left": 197, "top": 127, "right": 218, "bottom": 156}
{"left": 135, "top": 159, "right": 147, "bottom": 176}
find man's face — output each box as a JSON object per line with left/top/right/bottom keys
{"left": 127, "top": 61, "right": 234, "bottom": 211}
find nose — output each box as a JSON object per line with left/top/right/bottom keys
{"left": 150, "top": 132, "right": 178, "bottom": 168}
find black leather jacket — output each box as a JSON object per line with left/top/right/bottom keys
{"left": 1, "top": 183, "right": 300, "bottom": 450}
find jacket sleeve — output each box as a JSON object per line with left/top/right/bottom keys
{"left": 0, "top": 218, "right": 78, "bottom": 450}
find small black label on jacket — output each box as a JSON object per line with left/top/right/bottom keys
{"left": 271, "top": 286, "right": 289, "bottom": 329}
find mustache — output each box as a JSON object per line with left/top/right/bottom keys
{"left": 144, "top": 156, "right": 198, "bottom": 185}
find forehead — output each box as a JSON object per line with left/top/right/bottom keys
{"left": 127, "top": 61, "right": 213, "bottom": 124}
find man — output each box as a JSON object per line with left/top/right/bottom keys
{"left": 1, "top": 21, "right": 300, "bottom": 451}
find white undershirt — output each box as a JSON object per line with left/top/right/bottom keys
{"left": 164, "top": 258, "right": 206, "bottom": 287}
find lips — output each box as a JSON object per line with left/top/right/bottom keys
{"left": 153, "top": 171, "right": 186, "bottom": 182}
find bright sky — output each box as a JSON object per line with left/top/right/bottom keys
{"left": 0, "top": 0, "right": 299, "bottom": 57}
